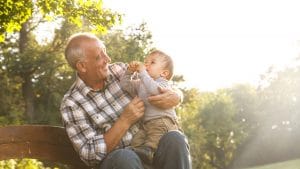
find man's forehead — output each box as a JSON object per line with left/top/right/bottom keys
{"left": 96, "top": 40, "right": 105, "bottom": 48}
{"left": 84, "top": 40, "right": 105, "bottom": 54}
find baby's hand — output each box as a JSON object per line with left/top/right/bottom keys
{"left": 136, "top": 62, "right": 145, "bottom": 72}
{"left": 128, "top": 61, "right": 140, "bottom": 72}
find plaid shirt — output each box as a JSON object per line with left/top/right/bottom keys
{"left": 60, "top": 62, "right": 138, "bottom": 167}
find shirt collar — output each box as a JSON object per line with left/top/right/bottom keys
{"left": 74, "top": 75, "right": 93, "bottom": 96}
{"left": 74, "top": 72, "right": 114, "bottom": 96}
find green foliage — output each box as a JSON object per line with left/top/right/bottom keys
{"left": 177, "top": 88, "right": 205, "bottom": 168}
{"left": 229, "top": 63, "right": 300, "bottom": 169}
{"left": 0, "top": 0, "right": 33, "bottom": 41}
{"left": 35, "top": 0, "right": 121, "bottom": 33}
{"left": 177, "top": 84, "right": 259, "bottom": 169}
{"left": 0, "top": 21, "right": 71, "bottom": 124}
{"left": 0, "top": 0, "right": 121, "bottom": 124}
{"left": 228, "top": 84, "right": 259, "bottom": 133}
{"left": 0, "top": 0, "right": 121, "bottom": 42}
{"left": 0, "top": 52, "right": 25, "bottom": 125}
{"left": 103, "top": 22, "right": 153, "bottom": 63}
{"left": 0, "top": 158, "right": 61, "bottom": 169}
{"left": 199, "top": 91, "right": 239, "bottom": 168}
{"left": 257, "top": 66, "right": 300, "bottom": 127}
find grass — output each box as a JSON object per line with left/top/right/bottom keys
{"left": 243, "top": 158, "right": 300, "bottom": 169}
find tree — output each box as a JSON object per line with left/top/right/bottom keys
{"left": 0, "top": 66, "right": 24, "bottom": 124}
{"left": 176, "top": 88, "right": 205, "bottom": 168}
{"left": 200, "top": 90, "right": 237, "bottom": 169}
{"left": 0, "top": 0, "right": 32, "bottom": 42}
{"left": 0, "top": 20, "right": 154, "bottom": 125}
{"left": 102, "top": 22, "right": 153, "bottom": 63}
{"left": 226, "top": 84, "right": 260, "bottom": 169}
{"left": 0, "top": 0, "right": 121, "bottom": 122}
{"left": 0, "top": 0, "right": 120, "bottom": 42}
{"left": 189, "top": 86, "right": 255, "bottom": 169}
{"left": 229, "top": 63, "right": 300, "bottom": 168}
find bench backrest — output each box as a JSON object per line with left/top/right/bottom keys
{"left": 0, "top": 125, "right": 89, "bottom": 169}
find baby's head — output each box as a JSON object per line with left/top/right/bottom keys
{"left": 144, "top": 50, "right": 174, "bottom": 80}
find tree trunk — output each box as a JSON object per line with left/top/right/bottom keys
{"left": 22, "top": 75, "right": 35, "bottom": 122}
{"left": 19, "top": 22, "right": 35, "bottom": 122}
{"left": 19, "top": 22, "right": 28, "bottom": 53}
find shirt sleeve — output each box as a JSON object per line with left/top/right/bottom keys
{"left": 109, "top": 62, "right": 128, "bottom": 80}
{"left": 60, "top": 99, "right": 106, "bottom": 167}
{"left": 120, "top": 70, "right": 140, "bottom": 97}
{"left": 139, "top": 70, "right": 170, "bottom": 95}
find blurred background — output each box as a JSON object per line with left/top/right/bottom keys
{"left": 1, "top": 0, "right": 300, "bottom": 168}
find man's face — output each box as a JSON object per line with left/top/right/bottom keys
{"left": 82, "top": 40, "right": 111, "bottom": 83}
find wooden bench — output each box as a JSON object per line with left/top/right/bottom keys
{"left": 0, "top": 125, "right": 89, "bottom": 169}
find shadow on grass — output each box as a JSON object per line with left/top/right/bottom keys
{"left": 242, "top": 158, "right": 300, "bottom": 169}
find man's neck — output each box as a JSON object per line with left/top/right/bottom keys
{"left": 90, "top": 81, "right": 105, "bottom": 91}
{"left": 78, "top": 74, "right": 105, "bottom": 91}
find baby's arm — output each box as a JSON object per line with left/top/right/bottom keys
{"left": 139, "top": 70, "right": 170, "bottom": 95}
{"left": 120, "top": 63, "right": 140, "bottom": 97}
{"left": 132, "top": 61, "right": 169, "bottom": 95}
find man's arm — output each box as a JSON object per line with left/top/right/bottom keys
{"left": 104, "top": 97, "right": 144, "bottom": 152}
{"left": 61, "top": 104, "right": 106, "bottom": 166}
{"left": 148, "top": 87, "right": 182, "bottom": 109}
{"left": 61, "top": 97, "right": 144, "bottom": 166}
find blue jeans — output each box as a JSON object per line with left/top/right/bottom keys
{"left": 99, "top": 131, "right": 192, "bottom": 169}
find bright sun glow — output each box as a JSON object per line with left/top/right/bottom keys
{"left": 103, "top": 0, "right": 300, "bottom": 91}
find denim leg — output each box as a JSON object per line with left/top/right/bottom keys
{"left": 99, "top": 149, "right": 144, "bottom": 169}
{"left": 153, "top": 131, "right": 192, "bottom": 169}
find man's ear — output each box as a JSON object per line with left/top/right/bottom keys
{"left": 76, "top": 61, "right": 87, "bottom": 73}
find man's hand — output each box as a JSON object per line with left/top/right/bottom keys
{"left": 104, "top": 97, "right": 144, "bottom": 152}
{"left": 120, "top": 97, "right": 145, "bottom": 126}
{"left": 148, "top": 87, "right": 180, "bottom": 109}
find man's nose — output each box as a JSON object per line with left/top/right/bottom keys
{"left": 105, "top": 54, "right": 111, "bottom": 63}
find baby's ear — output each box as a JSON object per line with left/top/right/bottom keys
{"left": 161, "top": 70, "right": 170, "bottom": 79}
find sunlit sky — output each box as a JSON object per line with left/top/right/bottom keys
{"left": 103, "top": 0, "right": 300, "bottom": 91}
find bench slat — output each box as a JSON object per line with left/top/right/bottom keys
{"left": 0, "top": 125, "right": 89, "bottom": 169}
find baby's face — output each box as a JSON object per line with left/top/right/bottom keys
{"left": 144, "top": 54, "right": 167, "bottom": 79}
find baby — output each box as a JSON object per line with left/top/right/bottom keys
{"left": 120, "top": 50, "right": 180, "bottom": 164}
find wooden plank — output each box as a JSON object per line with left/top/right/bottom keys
{"left": 0, "top": 125, "right": 89, "bottom": 169}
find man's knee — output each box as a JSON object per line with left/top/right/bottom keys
{"left": 101, "top": 149, "right": 143, "bottom": 169}
{"left": 156, "top": 130, "right": 190, "bottom": 157}
{"left": 154, "top": 131, "right": 192, "bottom": 169}
{"left": 112, "top": 149, "right": 140, "bottom": 163}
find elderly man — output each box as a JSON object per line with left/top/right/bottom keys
{"left": 60, "top": 32, "right": 191, "bottom": 169}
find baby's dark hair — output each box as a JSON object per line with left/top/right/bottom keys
{"left": 149, "top": 50, "right": 174, "bottom": 80}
